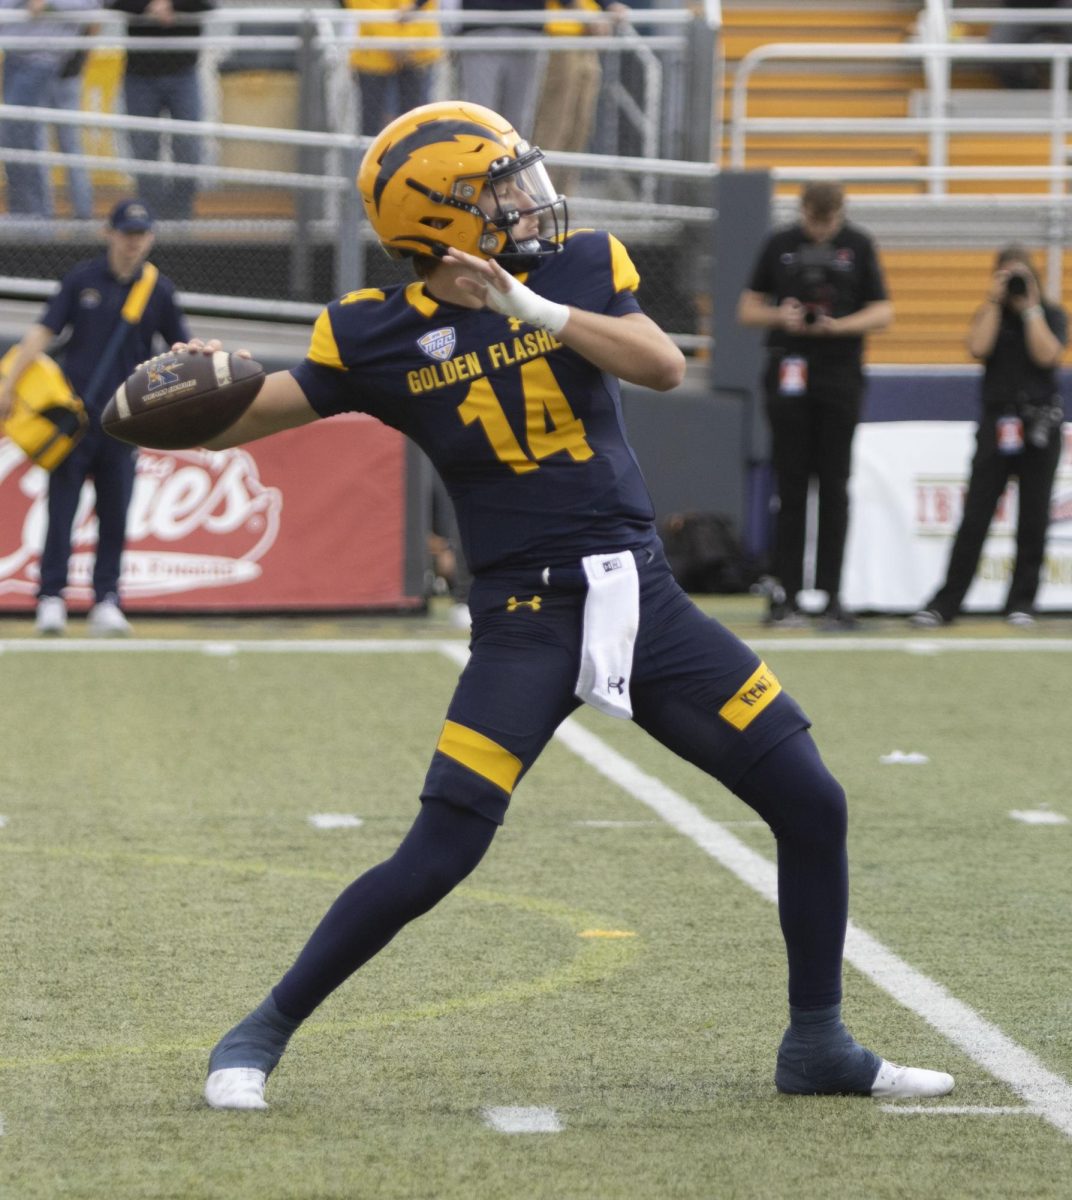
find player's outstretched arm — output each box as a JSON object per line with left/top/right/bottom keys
{"left": 443, "top": 250, "right": 686, "bottom": 392}
{"left": 176, "top": 339, "right": 319, "bottom": 449}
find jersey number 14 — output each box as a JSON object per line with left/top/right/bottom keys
{"left": 458, "top": 357, "right": 594, "bottom": 474}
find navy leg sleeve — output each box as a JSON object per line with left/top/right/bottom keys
{"left": 272, "top": 798, "right": 498, "bottom": 1020}
{"left": 732, "top": 729, "right": 848, "bottom": 1010}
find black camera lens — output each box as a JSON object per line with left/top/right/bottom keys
{"left": 1006, "top": 274, "right": 1028, "bottom": 298}
{"left": 803, "top": 308, "right": 818, "bottom": 326}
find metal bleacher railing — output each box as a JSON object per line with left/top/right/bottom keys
{"left": 729, "top": 3, "right": 1072, "bottom": 295}
{"left": 0, "top": 4, "right": 720, "bottom": 349}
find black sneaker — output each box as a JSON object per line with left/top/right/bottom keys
{"left": 765, "top": 598, "right": 809, "bottom": 628}
{"left": 820, "top": 601, "right": 860, "bottom": 632}
{"left": 907, "top": 608, "right": 948, "bottom": 629}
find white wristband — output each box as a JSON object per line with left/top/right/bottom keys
{"left": 1023, "top": 305, "right": 1044, "bottom": 321}
{"left": 483, "top": 274, "right": 570, "bottom": 334}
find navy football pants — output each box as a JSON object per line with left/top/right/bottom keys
{"left": 38, "top": 424, "right": 138, "bottom": 603}
{"left": 274, "top": 555, "right": 848, "bottom": 1018}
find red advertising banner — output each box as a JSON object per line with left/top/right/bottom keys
{"left": 0, "top": 414, "right": 421, "bottom": 612}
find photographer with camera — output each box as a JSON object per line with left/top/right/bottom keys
{"left": 738, "top": 182, "right": 892, "bottom": 630}
{"left": 911, "top": 246, "right": 1067, "bottom": 628}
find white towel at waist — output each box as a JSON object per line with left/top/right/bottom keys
{"left": 574, "top": 550, "right": 639, "bottom": 719}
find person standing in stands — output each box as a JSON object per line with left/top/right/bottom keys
{"left": 532, "top": 0, "right": 629, "bottom": 195}
{"left": 457, "top": 0, "right": 546, "bottom": 138}
{"left": 339, "top": 0, "right": 442, "bottom": 136}
{"left": 737, "top": 181, "right": 892, "bottom": 631}
{"left": 48, "top": 36, "right": 96, "bottom": 219}
{"left": 110, "top": 0, "right": 215, "bottom": 220}
{"left": 0, "top": 0, "right": 95, "bottom": 217}
{"left": 0, "top": 200, "right": 189, "bottom": 636}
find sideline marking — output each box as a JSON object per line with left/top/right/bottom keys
{"left": 0, "top": 816, "right": 7, "bottom": 828}
{"left": 1, "top": 636, "right": 1071, "bottom": 656}
{"left": 1009, "top": 810, "right": 1069, "bottom": 826}
{"left": 880, "top": 1104, "right": 1039, "bottom": 1117}
{"left": 573, "top": 819, "right": 656, "bottom": 828}
{"left": 879, "top": 751, "right": 929, "bottom": 765}
{"left": 439, "top": 643, "right": 1072, "bottom": 1143}
{"left": 558, "top": 720, "right": 1072, "bottom": 1141}
{"left": 482, "top": 1106, "right": 563, "bottom": 1133}
{"left": 0, "top": 638, "right": 449, "bottom": 655}
{"left": 308, "top": 813, "right": 363, "bottom": 830}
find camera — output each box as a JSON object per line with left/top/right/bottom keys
{"left": 797, "top": 304, "right": 825, "bottom": 328}
{"left": 801, "top": 303, "right": 828, "bottom": 327}
{"left": 791, "top": 244, "right": 838, "bottom": 326}
{"left": 1021, "top": 399, "right": 1063, "bottom": 449}
{"left": 1005, "top": 272, "right": 1028, "bottom": 299}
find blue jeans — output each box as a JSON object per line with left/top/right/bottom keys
{"left": 356, "top": 67, "right": 433, "bottom": 137}
{"left": 123, "top": 69, "right": 203, "bottom": 219}
{"left": 46, "top": 73, "right": 94, "bottom": 220}
{"left": 2, "top": 55, "right": 59, "bottom": 216}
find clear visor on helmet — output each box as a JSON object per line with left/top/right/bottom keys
{"left": 482, "top": 148, "right": 565, "bottom": 242}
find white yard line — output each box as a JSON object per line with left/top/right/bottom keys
{"left": 444, "top": 645, "right": 1072, "bottom": 1144}
{"left": 1, "top": 636, "right": 1071, "bottom": 656}
{"left": 879, "top": 1105, "right": 1038, "bottom": 1117}
{"left": 0, "top": 638, "right": 445, "bottom": 654}
{"left": 550, "top": 714, "right": 1072, "bottom": 1142}
{"left": 482, "top": 1106, "right": 563, "bottom": 1133}
{"left": 308, "top": 814, "right": 364, "bottom": 829}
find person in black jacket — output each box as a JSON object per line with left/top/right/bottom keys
{"left": 738, "top": 181, "right": 893, "bottom": 630}
{"left": 110, "top": 0, "right": 215, "bottom": 220}
{"left": 910, "top": 246, "right": 1067, "bottom": 628}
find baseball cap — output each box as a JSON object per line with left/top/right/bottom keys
{"left": 108, "top": 199, "right": 154, "bottom": 233}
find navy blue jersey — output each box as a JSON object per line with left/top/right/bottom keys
{"left": 292, "top": 230, "right": 657, "bottom": 575}
{"left": 40, "top": 256, "right": 189, "bottom": 413}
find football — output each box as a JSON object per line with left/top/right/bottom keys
{"left": 102, "top": 349, "right": 265, "bottom": 450}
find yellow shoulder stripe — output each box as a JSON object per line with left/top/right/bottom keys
{"left": 436, "top": 720, "right": 523, "bottom": 794}
{"left": 608, "top": 234, "right": 641, "bottom": 293}
{"left": 307, "top": 309, "right": 345, "bottom": 371}
{"left": 405, "top": 280, "right": 440, "bottom": 318}
{"left": 340, "top": 287, "right": 386, "bottom": 306}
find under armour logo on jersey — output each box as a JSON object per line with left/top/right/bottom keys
{"left": 417, "top": 327, "right": 457, "bottom": 361}
{"left": 607, "top": 676, "right": 626, "bottom": 694}
{"left": 507, "top": 317, "right": 523, "bottom": 332}
{"left": 506, "top": 595, "right": 542, "bottom": 612}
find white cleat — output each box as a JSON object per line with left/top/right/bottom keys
{"left": 204, "top": 1067, "right": 268, "bottom": 1111}
{"left": 34, "top": 595, "right": 67, "bottom": 636}
{"left": 871, "top": 1059, "right": 954, "bottom": 1100}
{"left": 87, "top": 596, "right": 132, "bottom": 637}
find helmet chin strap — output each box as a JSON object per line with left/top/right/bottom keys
{"left": 493, "top": 238, "right": 553, "bottom": 275}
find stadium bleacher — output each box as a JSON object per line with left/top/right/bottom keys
{"left": 723, "top": 1, "right": 1072, "bottom": 364}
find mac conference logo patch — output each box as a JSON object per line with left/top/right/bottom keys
{"left": 417, "top": 327, "right": 457, "bottom": 362}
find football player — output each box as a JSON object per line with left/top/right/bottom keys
{"left": 193, "top": 102, "right": 953, "bottom": 1110}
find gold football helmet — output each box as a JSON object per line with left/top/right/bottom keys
{"left": 357, "top": 101, "right": 567, "bottom": 267}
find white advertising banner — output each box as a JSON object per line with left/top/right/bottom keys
{"left": 843, "top": 421, "right": 1072, "bottom": 612}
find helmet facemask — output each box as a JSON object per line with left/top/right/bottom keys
{"left": 470, "top": 145, "right": 568, "bottom": 271}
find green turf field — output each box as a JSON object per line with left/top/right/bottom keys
{"left": 1, "top": 602, "right": 1070, "bottom": 1199}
